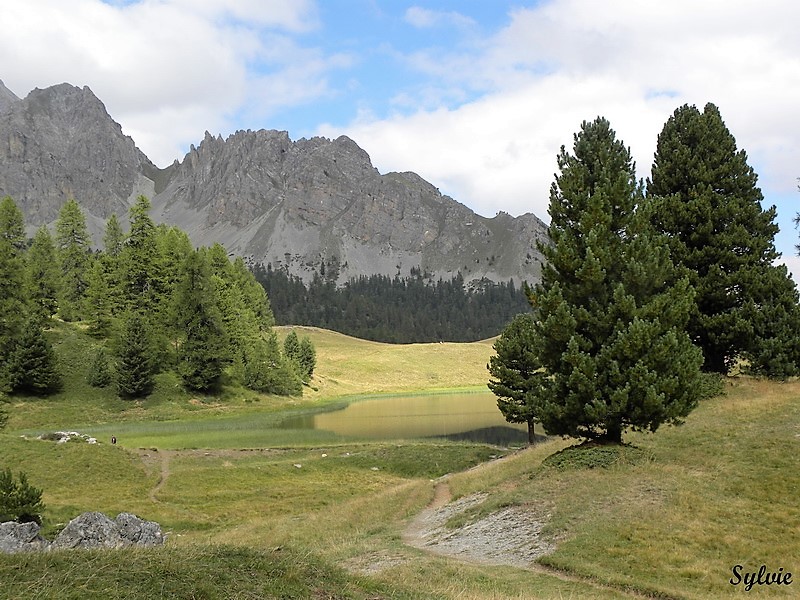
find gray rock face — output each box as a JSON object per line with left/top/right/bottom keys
{"left": 0, "top": 512, "right": 164, "bottom": 553}
{"left": 0, "top": 81, "right": 548, "bottom": 287}
{"left": 0, "top": 79, "right": 20, "bottom": 114}
{"left": 0, "top": 521, "right": 49, "bottom": 554}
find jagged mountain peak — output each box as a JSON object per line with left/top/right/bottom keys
{"left": 0, "top": 79, "right": 20, "bottom": 113}
{"left": 0, "top": 79, "right": 548, "bottom": 287}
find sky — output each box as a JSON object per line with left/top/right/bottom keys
{"left": 1, "top": 0, "right": 799, "bottom": 277}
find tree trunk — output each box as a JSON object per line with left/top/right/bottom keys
{"left": 604, "top": 421, "right": 623, "bottom": 444}
{"left": 527, "top": 420, "right": 536, "bottom": 445}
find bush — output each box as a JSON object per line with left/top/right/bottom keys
{"left": 0, "top": 468, "right": 45, "bottom": 524}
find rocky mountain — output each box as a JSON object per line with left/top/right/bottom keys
{"left": 0, "top": 80, "right": 547, "bottom": 286}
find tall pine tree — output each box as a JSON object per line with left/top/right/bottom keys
{"left": 488, "top": 313, "right": 543, "bottom": 444}
{"left": 172, "top": 250, "right": 229, "bottom": 392}
{"left": 55, "top": 199, "right": 91, "bottom": 321}
{"left": 25, "top": 226, "right": 60, "bottom": 325}
{"left": 0, "top": 197, "right": 26, "bottom": 391}
{"left": 115, "top": 311, "right": 156, "bottom": 399}
{"left": 648, "top": 103, "right": 799, "bottom": 375}
{"left": 529, "top": 117, "right": 704, "bottom": 443}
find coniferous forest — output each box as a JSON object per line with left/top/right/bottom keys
{"left": 0, "top": 195, "right": 313, "bottom": 400}
{"left": 251, "top": 264, "right": 532, "bottom": 343}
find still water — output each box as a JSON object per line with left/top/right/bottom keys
{"left": 281, "top": 392, "right": 529, "bottom": 445}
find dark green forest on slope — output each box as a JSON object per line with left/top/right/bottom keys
{"left": 252, "top": 264, "right": 531, "bottom": 343}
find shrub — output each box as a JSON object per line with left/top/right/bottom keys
{"left": 0, "top": 468, "right": 45, "bottom": 524}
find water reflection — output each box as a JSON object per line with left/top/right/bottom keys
{"left": 280, "top": 392, "right": 528, "bottom": 445}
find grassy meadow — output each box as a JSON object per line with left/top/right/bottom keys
{"left": 1, "top": 322, "right": 799, "bottom": 598}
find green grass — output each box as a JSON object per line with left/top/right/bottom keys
{"left": 3, "top": 322, "right": 800, "bottom": 598}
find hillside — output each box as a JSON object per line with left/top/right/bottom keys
{"left": 0, "top": 80, "right": 547, "bottom": 287}
{"left": 1, "top": 321, "right": 798, "bottom": 598}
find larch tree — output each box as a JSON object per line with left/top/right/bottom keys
{"left": 529, "top": 117, "right": 704, "bottom": 443}
{"left": 172, "top": 250, "right": 229, "bottom": 392}
{"left": 0, "top": 197, "right": 26, "bottom": 391}
{"left": 647, "top": 103, "right": 800, "bottom": 376}
{"left": 25, "top": 226, "right": 60, "bottom": 325}
{"left": 120, "top": 196, "right": 160, "bottom": 312}
{"left": 55, "top": 199, "right": 91, "bottom": 321}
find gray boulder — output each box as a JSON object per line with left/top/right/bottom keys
{"left": 50, "top": 512, "right": 164, "bottom": 550}
{"left": 115, "top": 512, "right": 164, "bottom": 547}
{"left": 0, "top": 521, "right": 50, "bottom": 553}
{"left": 51, "top": 511, "right": 124, "bottom": 549}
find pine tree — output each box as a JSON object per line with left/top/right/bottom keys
{"left": 84, "top": 257, "right": 115, "bottom": 338}
{"left": 283, "top": 330, "right": 300, "bottom": 362}
{"left": 297, "top": 336, "right": 316, "bottom": 382}
{"left": 530, "top": 117, "right": 704, "bottom": 443}
{"left": 115, "top": 311, "right": 156, "bottom": 399}
{"left": 648, "top": 103, "right": 798, "bottom": 375}
{"left": 173, "top": 250, "right": 229, "bottom": 392}
{"left": 55, "top": 199, "right": 91, "bottom": 321}
{"left": 103, "top": 213, "right": 125, "bottom": 257}
{"left": 120, "top": 196, "right": 160, "bottom": 312}
{"left": 488, "top": 313, "right": 543, "bottom": 444}
{"left": 0, "top": 469, "right": 45, "bottom": 524}
{"left": 243, "top": 332, "right": 302, "bottom": 395}
{"left": 0, "top": 196, "right": 25, "bottom": 252}
{"left": 7, "top": 318, "right": 62, "bottom": 396}
{"left": 25, "top": 225, "right": 60, "bottom": 325}
{"left": 87, "top": 347, "right": 113, "bottom": 388}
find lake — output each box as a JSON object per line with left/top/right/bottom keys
{"left": 280, "top": 391, "right": 529, "bottom": 445}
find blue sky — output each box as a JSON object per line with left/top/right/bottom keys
{"left": 2, "top": 0, "right": 799, "bottom": 277}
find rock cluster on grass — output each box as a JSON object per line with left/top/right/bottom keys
{"left": 37, "top": 431, "right": 98, "bottom": 444}
{"left": 0, "top": 512, "right": 164, "bottom": 554}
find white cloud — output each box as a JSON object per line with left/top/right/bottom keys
{"left": 324, "top": 0, "right": 800, "bottom": 226}
{"left": 0, "top": 0, "right": 323, "bottom": 166}
{"left": 404, "top": 6, "right": 475, "bottom": 30}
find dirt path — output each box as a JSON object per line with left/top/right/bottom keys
{"left": 150, "top": 450, "right": 173, "bottom": 503}
{"left": 402, "top": 479, "right": 671, "bottom": 599}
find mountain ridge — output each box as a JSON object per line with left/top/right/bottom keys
{"left": 0, "top": 80, "right": 547, "bottom": 285}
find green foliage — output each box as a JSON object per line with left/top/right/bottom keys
{"left": 648, "top": 103, "right": 799, "bottom": 376}
{"left": 84, "top": 257, "right": 115, "bottom": 338}
{"left": 531, "top": 117, "right": 704, "bottom": 443}
{"left": 488, "top": 312, "right": 542, "bottom": 443}
{"left": 6, "top": 318, "right": 62, "bottom": 396}
{"left": 115, "top": 312, "right": 156, "bottom": 399}
{"left": 0, "top": 468, "right": 45, "bottom": 524}
{"left": 87, "top": 347, "right": 112, "bottom": 388}
{"left": 283, "top": 329, "right": 300, "bottom": 361}
{"left": 102, "top": 212, "right": 124, "bottom": 257}
{"left": 55, "top": 199, "right": 91, "bottom": 321}
{"left": 283, "top": 329, "right": 317, "bottom": 383}
{"left": 297, "top": 336, "right": 316, "bottom": 381}
{"left": 24, "top": 226, "right": 60, "bottom": 325}
{"left": 120, "top": 195, "right": 161, "bottom": 312}
{"left": 0, "top": 196, "right": 25, "bottom": 252}
{"left": 173, "top": 250, "right": 229, "bottom": 392}
{"left": 242, "top": 333, "right": 302, "bottom": 395}
{"left": 0, "top": 199, "right": 27, "bottom": 391}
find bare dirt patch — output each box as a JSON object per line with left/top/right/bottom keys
{"left": 403, "top": 481, "right": 554, "bottom": 568}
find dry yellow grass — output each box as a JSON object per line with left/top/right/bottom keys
{"left": 277, "top": 325, "right": 497, "bottom": 398}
